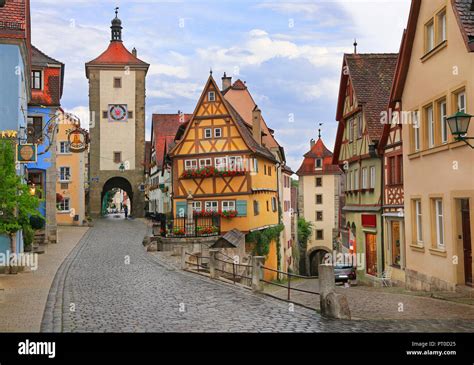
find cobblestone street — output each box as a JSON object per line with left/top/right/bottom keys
{"left": 41, "top": 217, "right": 474, "bottom": 332}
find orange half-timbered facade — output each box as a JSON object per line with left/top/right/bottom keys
{"left": 169, "top": 75, "right": 279, "bottom": 235}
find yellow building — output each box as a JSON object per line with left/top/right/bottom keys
{"left": 55, "top": 110, "right": 86, "bottom": 226}
{"left": 169, "top": 75, "right": 280, "bottom": 279}
{"left": 393, "top": 0, "right": 474, "bottom": 290}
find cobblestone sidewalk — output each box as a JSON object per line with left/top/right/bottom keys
{"left": 0, "top": 226, "right": 89, "bottom": 332}
{"left": 264, "top": 278, "right": 474, "bottom": 321}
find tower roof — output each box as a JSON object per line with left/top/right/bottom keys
{"left": 297, "top": 137, "right": 342, "bottom": 176}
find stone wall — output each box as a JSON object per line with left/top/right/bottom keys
{"left": 405, "top": 268, "right": 456, "bottom": 292}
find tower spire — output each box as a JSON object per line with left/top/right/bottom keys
{"left": 111, "top": 7, "right": 123, "bottom": 42}
{"left": 353, "top": 38, "right": 358, "bottom": 54}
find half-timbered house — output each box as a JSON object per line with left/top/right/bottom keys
{"left": 333, "top": 52, "right": 398, "bottom": 283}
{"left": 169, "top": 75, "right": 280, "bottom": 275}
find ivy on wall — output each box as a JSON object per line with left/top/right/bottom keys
{"left": 246, "top": 224, "right": 284, "bottom": 257}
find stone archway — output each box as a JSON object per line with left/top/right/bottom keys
{"left": 101, "top": 176, "right": 133, "bottom": 216}
{"left": 307, "top": 246, "right": 331, "bottom": 277}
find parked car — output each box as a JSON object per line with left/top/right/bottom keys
{"left": 334, "top": 265, "right": 356, "bottom": 283}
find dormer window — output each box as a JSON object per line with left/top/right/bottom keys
{"left": 208, "top": 91, "right": 216, "bottom": 102}
{"left": 32, "top": 70, "right": 42, "bottom": 90}
{"left": 315, "top": 158, "right": 323, "bottom": 170}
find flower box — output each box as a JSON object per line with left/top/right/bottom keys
{"left": 181, "top": 166, "right": 246, "bottom": 179}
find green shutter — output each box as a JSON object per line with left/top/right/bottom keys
{"left": 175, "top": 202, "right": 187, "bottom": 218}
{"left": 236, "top": 200, "right": 247, "bottom": 217}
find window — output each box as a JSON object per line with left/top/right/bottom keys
{"left": 113, "top": 152, "right": 122, "bottom": 163}
{"left": 362, "top": 168, "right": 368, "bottom": 189}
{"left": 252, "top": 158, "right": 259, "bottom": 173}
{"left": 316, "top": 211, "right": 323, "bottom": 221}
{"left": 427, "top": 106, "right": 434, "bottom": 148}
{"left": 388, "top": 157, "right": 396, "bottom": 185}
{"left": 348, "top": 119, "right": 354, "bottom": 142}
{"left": 426, "top": 20, "right": 435, "bottom": 52}
{"left": 316, "top": 194, "right": 323, "bottom": 204}
{"left": 315, "top": 158, "right": 323, "bottom": 170}
{"left": 414, "top": 200, "right": 423, "bottom": 244}
{"left": 128, "top": 111, "right": 133, "bottom": 119}
{"left": 438, "top": 10, "right": 447, "bottom": 43}
{"left": 57, "top": 197, "right": 70, "bottom": 212}
{"left": 434, "top": 199, "right": 445, "bottom": 248}
{"left": 192, "top": 201, "right": 202, "bottom": 212}
{"left": 59, "top": 141, "right": 70, "bottom": 154}
{"left": 59, "top": 167, "right": 71, "bottom": 182}
{"left": 228, "top": 156, "right": 243, "bottom": 171}
{"left": 31, "top": 70, "right": 42, "bottom": 90}
{"left": 204, "top": 128, "right": 212, "bottom": 138}
{"left": 205, "top": 201, "right": 218, "bottom": 212}
{"left": 457, "top": 91, "right": 466, "bottom": 113}
{"left": 315, "top": 177, "right": 322, "bottom": 187}
{"left": 27, "top": 116, "right": 43, "bottom": 143}
{"left": 185, "top": 159, "right": 198, "bottom": 170}
{"left": 199, "top": 158, "right": 212, "bottom": 168}
{"left": 222, "top": 201, "right": 235, "bottom": 212}
{"left": 346, "top": 172, "right": 351, "bottom": 191}
{"left": 266, "top": 200, "right": 269, "bottom": 212}
{"left": 440, "top": 101, "right": 448, "bottom": 144}
{"left": 264, "top": 165, "right": 267, "bottom": 175}
{"left": 354, "top": 169, "right": 359, "bottom": 190}
{"left": 357, "top": 114, "right": 363, "bottom": 138}
{"left": 114, "top": 77, "right": 122, "bottom": 88}
{"left": 214, "top": 128, "right": 222, "bottom": 138}
{"left": 316, "top": 230, "right": 324, "bottom": 240}
{"left": 103, "top": 111, "right": 108, "bottom": 119}
{"left": 215, "top": 157, "right": 227, "bottom": 170}
{"left": 413, "top": 111, "right": 421, "bottom": 151}
{"left": 253, "top": 200, "right": 260, "bottom": 216}
{"left": 369, "top": 167, "right": 376, "bottom": 189}
{"left": 271, "top": 197, "right": 277, "bottom": 212}
{"left": 208, "top": 91, "right": 216, "bottom": 102}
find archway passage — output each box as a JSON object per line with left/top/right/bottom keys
{"left": 101, "top": 177, "right": 133, "bottom": 217}
{"left": 309, "top": 248, "right": 331, "bottom": 277}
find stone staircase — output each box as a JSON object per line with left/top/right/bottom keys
{"left": 32, "top": 231, "right": 46, "bottom": 254}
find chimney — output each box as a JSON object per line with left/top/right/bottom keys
{"left": 222, "top": 72, "right": 232, "bottom": 91}
{"left": 310, "top": 139, "right": 315, "bottom": 148}
{"left": 252, "top": 105, "right": 262, "bottom": 146}
{"left": 132, "top": 47, "right": 137, "bottom": 57}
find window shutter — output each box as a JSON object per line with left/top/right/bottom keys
{"left": 175, "top": 202, "right": 187, "bottom": 218}
{"left": 236, "top": 200, "right": 247, "bottom": 217}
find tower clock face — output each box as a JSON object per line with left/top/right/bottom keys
{"left": 108, "top": 104, "right": 128, "bottom": 122}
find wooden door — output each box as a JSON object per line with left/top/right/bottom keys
{"left": 461, "top": 200, "right": 472, "bottom": 286}
{"left": 365, "top": 233, "right": 377, "bottom": 276}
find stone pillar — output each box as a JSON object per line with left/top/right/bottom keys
{"left": 45, "top": 123, "right": 57, "bottom": 244}
{"left": 319, "top": 264, "right": 335, "bottom": 298}
{"left": 209, "top": 249, "right": 219, "bottom": 279}
{"left": 319, "top": 264, "right": 351, "bottom": 319}
{"left": 180, "top": 245, "right": 187, "bottom": 270}
{"left": 252, "top": 256, "right": 265, "bottom": 292}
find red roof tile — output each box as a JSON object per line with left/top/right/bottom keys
{"left": 86, "top": 41, "right": 149, "bottom": 67}
{"left": 345, "top": 53, "right": 398, "bottom": 140}
{"left": 0, "top": 0, "right": 28, "bottom": 39}
{"left": 453, "top": 0, "right": 474, "bottom": 51}
{"left": 297, "top": 138, "right": 342, "bottom": 176}
{"left": 152, "top": 113, "right": 192, "bottom": 169}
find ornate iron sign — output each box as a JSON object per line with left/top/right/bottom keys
{"left": 67, "top": 127, "right": 90, "bottom": 153}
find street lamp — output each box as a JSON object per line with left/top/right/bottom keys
{"left": 447, "top": 111, "right": 474, "bottom": 148}
{"left": 29, "top": 183, "right": 36, "bottom": 196}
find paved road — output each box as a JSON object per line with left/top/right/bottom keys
{"left": 41, "top": 217, "right": 474, "bottom": 332}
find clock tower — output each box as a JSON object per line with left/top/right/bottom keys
{"left": 86, "top": 9, "right": 149, "bottom": 217}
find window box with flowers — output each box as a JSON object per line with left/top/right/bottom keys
{"left": 194, "top": 210, "right": 221, "bottom": 218}
{"left": 221, "top": 210, "right": 238, "bottom": 218}
{"left": 197, "top": 226, "right": 219, "bottom": 236}
{"left": 173, "top": 227, "right": 186, "bottom": 236}
{"left": 181, "top": 166, "right": 246, "bottom": 179}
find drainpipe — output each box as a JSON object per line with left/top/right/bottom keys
{"left": 379, "top": 150, "right": 385, "bottom": 276}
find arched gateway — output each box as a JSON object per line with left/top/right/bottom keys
{"left": 85, "top": 9, "right": 149, "bottom": 217}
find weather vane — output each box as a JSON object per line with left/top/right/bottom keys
{"left": 115, "top": 6, "right": 119, "bottom": 17}
{"left": 318, "top": 123, "right": 323, "bottom": 139}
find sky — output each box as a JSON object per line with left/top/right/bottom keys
{"left": 31, "top": 0, "right": 411, "bottom": 172}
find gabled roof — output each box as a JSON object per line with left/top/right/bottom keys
{"left": 297, "top": 138, "right": 342, "bottom": 176}
{"left": 31, "top": 45, "right": 62, "bottom": 67}
{"left": 223, "top": 78, "right": 281, "bottom": 151}
{"left": 152, "top": 113, "right": 191, "bottom": 170}
{"left": 345, "top": 53, "right": 398, "bottom": 140}
{"left": 170, "top": 75, "right": 277, "bottom": 163}
{"left": 453, "top": 0, "right": 474, "bottom": 51}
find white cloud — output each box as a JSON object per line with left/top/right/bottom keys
{"left": 256, "top": 2, "right": 320, "bottom": 15}
{"left": 147, "top": 81, "right": 201, "bottom": 100}
{"left": 303, "top": 78, "right": 340, "bottom": 101}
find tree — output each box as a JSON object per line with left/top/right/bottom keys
{"left": 0, "top": 140, "right": 42, "bottom": 259}
{"left": 297, "top": 217, "right": 313, "bottom": 275}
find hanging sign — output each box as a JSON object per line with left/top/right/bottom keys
{"left": 67, "top": 127, "right": 89, "bottom": 153}
{"left": 16, "top": 144, "right": 37, "bottom": 163}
